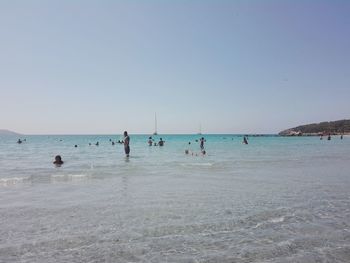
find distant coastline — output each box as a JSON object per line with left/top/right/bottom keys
{"left": 279, "top": 119, "right": 350, "bottom": 136}
{"left": 0, "top": 132, "right": 278, "bottom": 137}
{"left": 0, "top": 129, "right": 22, "bottom": 136}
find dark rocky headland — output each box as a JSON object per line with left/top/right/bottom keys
{"left": 279, "top": 119, "right": 350, "bottom": 136}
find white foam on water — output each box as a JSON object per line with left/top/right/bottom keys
{"left": 253, "top": 222, "right": 263, "bottom": 229}
{"left": 69, "top": 174, "right": 89, "bottom": 178}
{"left": 0, "top": 177, "right": 30, "bottom": 186}
{"left": 51, "top": 174, "right": 90, "bottom": 182}
{"left": 254, "top": 216, "right": 285, "bottom": 229}
{"left": 269, "top": 216, "right": 285, "bottom": 223}
{"left": 51, "top": 174, "right": 66, "bottom": 178}
{"left": 180, "top": 163, "right": 213, "bottom": 167}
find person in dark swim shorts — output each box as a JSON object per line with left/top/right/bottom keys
{"left": 200, "top": 137, "right": 205, "bottom": 150}
{"left": 123, "top": 131, "right": 130, "bottom": 157}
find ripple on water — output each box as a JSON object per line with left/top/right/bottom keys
{"left": 0, "top": 177, "right": 31, "bottom": 186}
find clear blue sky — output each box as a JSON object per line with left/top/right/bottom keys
{"left": 1, "top": 0, "right": 349, "bottom": 134}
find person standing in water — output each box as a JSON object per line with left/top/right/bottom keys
{"left": 123, "top": 131, "right": 130, "bottom": 157}
{"left": 148, "top": 136, "right": 153, "bottom": 146}
{"left": 200, "top": 137, "right": 205, "bottom": 150}
{"left": 243, "top": 136, "right": 248, "bottom": 145}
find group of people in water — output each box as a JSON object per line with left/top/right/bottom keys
{"left": 53, "top": 131, "right": 131, "bottom": 166}
{"left": 148, "top": 136, "right": 165, "bottom": 146}
{"left": 51, "top": 132, "right": 208, "bottom": 167}
{"left": 14, "top": 132, "right": 345, "bottom": 167}
{"left": 320, "top": 133, "right": 344, "bottom": 140}
{"left": 16, "top": 139, "right": 26, "bottom": 144}
{"left": 16, "top": 132, "right": 250, "bottom": 167}
{"left": 185, "top": 137, "right": 207, "bottom": 156}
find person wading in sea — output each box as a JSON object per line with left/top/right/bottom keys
{"left": 123, "top": 131, "right": 130, "bottom": 157}
{"left": 200, "top": 137, "right": 205, "bottom": 150}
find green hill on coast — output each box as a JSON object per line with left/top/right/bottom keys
{"left": 279, "top": 119, "right": 350, "bottom": 136}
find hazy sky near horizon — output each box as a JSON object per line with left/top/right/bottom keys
{"left": 1, "top": 0, "right": 349, "bottom": 134}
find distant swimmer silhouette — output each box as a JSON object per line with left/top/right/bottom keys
{"left": 243, "top": 136, "right": 248, "bottom": 145}
{"left": 123, "top": 131, "right": 130, "bottom": 157}
{"left": 74, "top": 145, "right": 78, "bottom": 148}
{"left": 17, "top": 139, "right": 22, "bottom": 144}
{"left": 200, "top": 137, "right": 205, "bottom": 150}
{"left": 158, "top": 138, "right": 164, "bottom": 146}
{"left": 53, "top": 155, "right": 64, "bottom": 166}
{"left": 328, "top": 134, "right": 331, "bottom": 141}
{"left": 148, "top": 137, "right": 153, "bottom": 146}
{"left": 95, "top": 142, "right": 99, "bottom": 146}
{"left": 190, "top": 151, "right": 206, "bottom": 156}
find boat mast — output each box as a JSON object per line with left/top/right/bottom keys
{"left": 154, "top": 112, "right": 158, "bottom": 135}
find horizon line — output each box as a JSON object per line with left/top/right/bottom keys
{"left": 6, "top": 133, "right": 278, "bottom": 136}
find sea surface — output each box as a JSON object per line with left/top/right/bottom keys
{"left": 0, "top": 134, "right": 349, "bottom": 263}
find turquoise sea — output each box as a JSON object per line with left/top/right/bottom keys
{"left": 0, "top": 134, "right": 349, "bottom": 262}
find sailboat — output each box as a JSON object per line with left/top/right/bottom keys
{"left": 197, "top": 123, "right": 202, "bottom": 135}
{"left": 153, "top": 113, "right": 158, "bottom": 135}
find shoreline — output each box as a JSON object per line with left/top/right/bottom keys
{"left": 279, "top": 132, "right": 350, "bottom": 137}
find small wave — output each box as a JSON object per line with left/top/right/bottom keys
{"left": 253, "top": 222, "right": 263, "bottom": 229}
{"left": 51, "top": 174, "right": 90, "bottom": 182}
{"left": 51, "top": 174, "right": 66, "bottom": 178}
{"left": 269, "top": 216, "right": 285, "bottom": 223}
{"left": 181, "top": 163, "right": 213, "bottom": 167}
{"left": 253, "top": 216, "right": 285, "bottom": 229}
{"left": 0, "top": 177, "right": 30, "bottom": 186}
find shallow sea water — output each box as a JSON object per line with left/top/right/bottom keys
{"left": 0, "top": 134, "right": 350, "bottom": 262}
